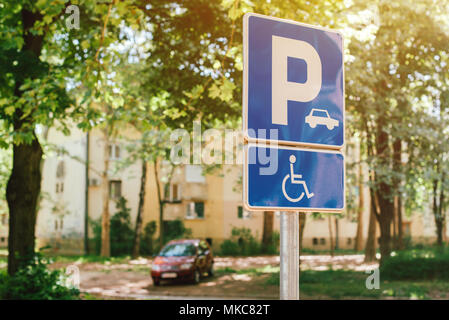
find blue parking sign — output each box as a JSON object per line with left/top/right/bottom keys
{"left": 244, "top": 144, "right": 345, "bottom": 212}
{"left": 243, "top": 13, "right": 344, "bottom": 149}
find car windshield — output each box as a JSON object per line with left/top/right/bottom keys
{"left": 312, "top": 110, "right": 328, "bottom": 117}
{"left": 159, "top": 243, "right": 196, "bottom": 257}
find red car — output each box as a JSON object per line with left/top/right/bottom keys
{"left": 151, "top": 239, "right": 214, "bottom": 286}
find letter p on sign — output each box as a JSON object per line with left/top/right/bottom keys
{"left": 271, "top": 36, "right": 322, "bottom": 125}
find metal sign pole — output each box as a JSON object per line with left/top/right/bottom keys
{"left": 280, "top": 211, "right": 299, "bottom": 300}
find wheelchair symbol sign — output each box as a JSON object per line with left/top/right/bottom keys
{"left": 244, "top": 144, "right": 345, "bottom": 212}
{"left": 282, "top": 155, "right": 314, "bottom": 202}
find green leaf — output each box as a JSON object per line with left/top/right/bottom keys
{"left": 5, "top": 106, "right": 15, "bottom": 116}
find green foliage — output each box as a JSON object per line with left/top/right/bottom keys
{"left": 219, "top": 227, "right": 261, "bottom": 256}
{"left": 92, "top": 197, "right": 134, "bottom": 256}
{"left": 110, "top": 197, "right": 135, "bottom": 256}
{"left": 0, "top": 253, "right": 79, "bottom": 300}
{"left": 381, "top": 248, "right": 449, "bottom": 280}
{"left": 263, "top": 231, "right": 280, "bottom": 255}
{"left": 92, "top": 208, "right": 192, "bottom": 257}
{"left": 162, "top": 219, "right": 193, "bottom": 246}
{"left": 140, "top": 221, "right": 157, "bottom": 256}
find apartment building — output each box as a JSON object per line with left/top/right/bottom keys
{"left": 30, "top": 125, "right": 447, "bottom": 254}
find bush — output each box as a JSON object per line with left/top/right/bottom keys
{"left": 110, "top": 197, "right": 134, "bottom": 256}
{"left": 162, "top": 219, "right": 192, "bottom": 244}
{"left": 92, "top": 201, "right": 193, "bottom": 256}
{"left": 263, "top": 231, "right": 280, "bottom": 255}
{"left": 92, "top": 197, "right": 134, "bottom": 256}
{"left": 220, "top": 227, "right": 262, "bottom": 256}
{"left": 381, "top": 248, "right": 449, "bottom": 280}
{"left": 0, "top": 253, "right": 80, "bottom": 300}
{"left": 140, "top": 221, "right": 157, "bottom": 256}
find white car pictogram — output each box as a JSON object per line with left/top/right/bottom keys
{"left": 305, "top": 108, "right": 339, "bottom": 130}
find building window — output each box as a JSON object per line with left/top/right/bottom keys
{"left": 1, "top": 214, "right": 7, "bottom": 225}
{"left": 186, "top": 201, "right": 204, "bottom": 219}
{"left": 237, "top": 206, "right": 251, "bottom": 219}
{"left": 56, "top": 161, "right": 66, "bottom": 179}
{"left": 109, "top": 180, "right": 122, "bottom": 199}
{"left": 313, "top": 238, "right": 318, "bottom": 245}
{"left": 109, "top": 144, "right": 121, "bottom": 160}
{"left": 56, "top": 182, "right": 64, "bottom": 194}
{"left": 0, "top": 237, "right": 5, "bottom": 243}
{"left": 320, "top": 238, "right": 326, "bottom": 245}
{"left": 347, "top": 238, "right": 352, "bottom": 245}
{"left": 54, "top": 219, "right": 64, "bottom": 231}
{"left": 169, "top": 184, "right": 181, "bottom": 202}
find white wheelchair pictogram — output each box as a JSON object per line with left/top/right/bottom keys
{"left": 282, "top": 155, "right": 315, "bottom": 202}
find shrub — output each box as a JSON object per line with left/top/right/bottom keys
{"left": 219, "top": 227, "right": 262, "bottom": 256}
{"left": 162, "top": 219, "right": 192, "bottom": 244}
{"left": 381, "top": 248, "right": 449, "bottom": 280}
{"left": 92, "top": 197, "right": 134, "bottom": 256}
{"left": 110, "top": 197, "right": 134, "bottom": 256}
{"left": 263, "top": 231, "right": 280, "bottom": 255}
{"left": 92, "top": 202, "right": 192, "bottom": 257}
{"left": 140, "top": 221, "right": 157, "bottom": 256}
{"left": 0, "top": 253, "right": 80, "bottom": 300}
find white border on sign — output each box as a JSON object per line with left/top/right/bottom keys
{"left": 242, "top": 12, "right": 345, "bottom": 151}
{"left": 243, "top": 143, "right": 346, "bottom": 213}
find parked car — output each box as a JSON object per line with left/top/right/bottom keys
{"left": 305, "top": 108, "right": 339, "bottom": 130}
{"left": 151, "top": 239, "right": 214, "bottom": 286}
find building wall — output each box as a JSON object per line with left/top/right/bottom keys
{"left": 36, "top": 125, "right": 87, "bottom": 254}
{"left": 34, "top": 126, "right": 449, "bottom": 255}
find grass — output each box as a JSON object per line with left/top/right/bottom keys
{"left": 215, "top": 266, "right": 449, "bottom": 300}
{"left": 301, "top": 248, "right": 365, "bottom": 255}
{"left": 215, "top": 265, "right": 280, "bottom": 276}
{"left": 47, "top": 255, "right": 132, "bottom": 264}
{"left": 264, "top": 269, "right": 449, "bottom": 299}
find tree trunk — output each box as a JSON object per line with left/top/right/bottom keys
{"left": 392, "top": 138, "right": 403, "bottom": 250}
{"left": 438, "top": 172, "right": 445, "bottom": 247}
{"left": 6, "top": 135, "right": 43, "bottom": 275}
{"left": 364, "top": 199, "right": 377, "bottom": 263}
{"left": 6, "top": 9, "right": 44, "bottom": 275}
{"left": 375, "top": 116, "right": 394, "bottom": 265}
{"left": 354, "top": 156, "right": 364, "bottom": 251}
{"left": 335, "top": 217, "right": 339, "bottom": 250}
{"left": 298, "top": 212, "right": 306, "bottom": 279}
{"left": 100, "top": 130, "right": 111, "bottom": 257}
{"left": 262, "top": 211, "right": 274, "bottom": 253}
{"left": 433, "top": 171, "right": 446, "bottom": 247}
{"left": 299, "top": 212, "right": 306, "bottom": 251}
{"left": 328, "top": 215, "right": 334, "bottom": 257}
{"left": 397, "top": 196, "right": 404, "bottom": 249}
{"left": 378, "top": 214, "right": 392, "bottom": 265}
{"left": 132, "top": 160, "right": 147, "bottom": 258}
{"left": 154, "top": 160, "right": 164, "bottom": 248}
{"left": 84, "top": 132, "right": 90, "bottom": 254}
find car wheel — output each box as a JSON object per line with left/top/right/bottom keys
{"left": 192, "top": 269, "right": 201, "bottom": 285}
{"left": 153, "top": 278, "right": 160, "bottom": 286}
{"left": 208, "top": 264, "right": 214, "bottom": 277}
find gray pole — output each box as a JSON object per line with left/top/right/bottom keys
{"left": 280, "top": 211, "right": 299, "bottom": 300}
